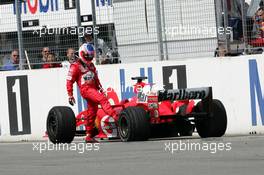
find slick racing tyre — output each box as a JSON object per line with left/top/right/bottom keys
{"left": 47, "top": 106, "right": 76, "bottom": 144}
{"left": 195, "top": 99, "right": 227, "bottom": 138}
{"left": 118, "top": 107, "right": 150, "bottom": 141}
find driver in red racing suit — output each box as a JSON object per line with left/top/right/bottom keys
{"left": 66, "top": 43, "right": 117, "bottom": 142}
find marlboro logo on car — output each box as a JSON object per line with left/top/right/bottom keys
{"left": 158, "top": 87, "right": 211, "bottom": 101}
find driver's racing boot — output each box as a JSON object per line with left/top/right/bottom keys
{"left": 85, "top": 133, "right": 98, "bottom": 143}
{"left": 85, "top": 126, "right": 98, "bottom": 143}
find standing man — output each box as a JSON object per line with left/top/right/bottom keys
{"left": 33, "top": 47, "right": 49, "bottom": 69}
{"left": 41, "top": 47, "right": 50, "bottom": 62}
{"left": 62, "top": 48, "right": 76, "bottom": 68}
{"left": 1, "top": 50, "right": 19, "bottom": 71}
{"left": 66, "top": 43, "right": 117, "bottom": 142}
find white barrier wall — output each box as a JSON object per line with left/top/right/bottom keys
{"left": 0, "top": 55, "right": 264, "bottom": 141}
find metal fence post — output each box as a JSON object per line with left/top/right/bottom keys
{"left": 15, "top": 0, "right": 24, "bottom": 70}
{"left": 75, "top": 0, "right": 82, "bottom": 46}
{"left": 154, "top": 0, "right": 164, "bottom": 61}
{"left": 240, "top": 0, "right": 248, "bottom": 54}
{"left": 91, "top": 0, "right": 99, "bottom": 64}
{"left": 214, "top": 0, "right": 220, "bottom": 49}
{"left": 222, "top": 0, "right": 230, "bottom": 54}
{"left": 161, "top": 0, "right": 169, "bottom": 60}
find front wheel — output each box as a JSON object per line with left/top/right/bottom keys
{"left": 46, "top": 106, "right": 76, "bottom": 144}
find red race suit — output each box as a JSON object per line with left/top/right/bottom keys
{"left": 66, "top": 60, "right": 116, "bottom": 138}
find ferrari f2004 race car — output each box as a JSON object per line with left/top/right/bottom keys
{"left": 46, "top": 77, "right": 227, "bottom": 143}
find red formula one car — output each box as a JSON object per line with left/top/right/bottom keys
{"left": 46, "top": 77, "right": 227, "bottom": 143}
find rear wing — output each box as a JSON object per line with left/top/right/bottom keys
{"left": 157, "top": 87, "right": 212, "bottom": 101}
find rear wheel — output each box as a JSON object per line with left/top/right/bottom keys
{"left": 118, "top": 107, "right": 150, "bottom": 141}
{"left": 47, "top": 106, "right": 76, "bottom": 143}
{"left": 195, "top": 99, "right": 227, "bottom": 138}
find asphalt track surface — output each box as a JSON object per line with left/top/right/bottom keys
{"left": 0, "top": 135, "right": 263, "bottom": 175}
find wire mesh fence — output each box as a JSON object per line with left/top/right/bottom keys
{"left": 1, "top": 0, "right": 261, "bottom": 70}
{"left": 0, "top": 0, "right": 117, "bottom": 70}
{"left": 113, "top": 0, "right": 218, "bottom": 62}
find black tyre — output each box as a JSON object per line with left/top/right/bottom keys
{"left": 195, "top": 99, "right": 227, "bottom": 138}
{"left": 118, "top": 107, "right": 150, "bottom": 141}
{"left": 47, "top": 106, "right": 76, "bottom": 144}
